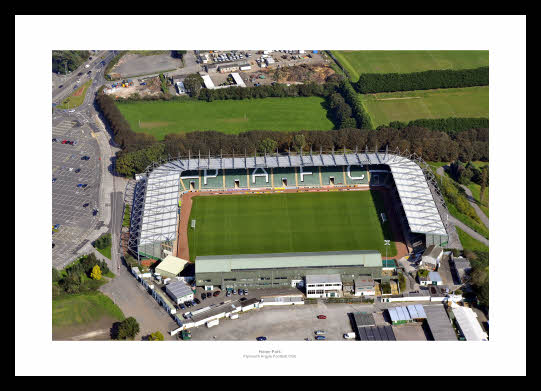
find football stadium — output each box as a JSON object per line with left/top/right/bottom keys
{"left": 128, "top": 148, "right": 451, "bottom": 291}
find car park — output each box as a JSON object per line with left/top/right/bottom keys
{"left": 317, "top": 315, "right": 327, "bottom": 319}
{"left": 256, "top": 336, "right": 267, "bottom": 341}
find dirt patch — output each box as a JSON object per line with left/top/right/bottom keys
{"left": 139, "top": 121, "right": 174, "bottom": 129}
{"left": 52, "top": 315, "right": 117, "bottom": 341}
{"left": 72, "top": 86, "right": 84, "bottom": 97}
{"left": 105, "top": 76, "right": 163, "bottom": 98}
{"left": 274, "top": 64, "right": 335, "bottom": 84}
{"left": 175, "top": 185, "right": 409, "bottom": 262}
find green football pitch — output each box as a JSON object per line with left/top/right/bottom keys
{"left": 187, "top": 190, "right": 397, "bottom": 261}
{"left": 331, "top": 50, "right": 489, "bottom": 82}
{"left": 115, "top": 97, "right": 334, "bottom": 139}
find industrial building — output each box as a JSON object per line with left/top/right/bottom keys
{"left": 450, "top": 302, "right": 488, "bottom": 341}
{"left": 423, "top": 304, "right": 457, "bottom": 341}
{"left": 194, "top": 250, "right": 383, "bottom": 291}
{"left": 354, "top": 276, "right": 376, "bottom": 296}
{"left": 165, "top": 280, "right": 194, "bottom": 305}
{"left": 154, "top": 255, "right": 188, "bottom": 278}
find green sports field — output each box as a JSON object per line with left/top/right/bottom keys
{"left": 115, "top": 97, "right": 334, "bottom": 139}
{"left": 331, "top": 50, "right": 489, "bottom": 82}
{"left": 187, "top": 190, "right": 397, "bottom": 261}
{"left": 362, "top": 86, "right": 489, "bottom": 127}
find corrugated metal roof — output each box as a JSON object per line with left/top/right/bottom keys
{"left": 155, "top": 255, "right": 188, "bottom": 276}
{"left": 429, "top": 271, "right": 443, "bottom": 282}
{"left": 195, "top": 250, "right": 382, "bottom": 273}
{"left": 306, "top": 274, "right": 342, "bottom": 285}
{"left": 166, "top": 280, "right": 193, "bottom": 299}
{"left": 424, "top": 305, "right": 457, "bottom": 341}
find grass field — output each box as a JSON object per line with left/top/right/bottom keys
{"left": 331, "top": 50, "right": 489, "bottom": 82}
{"left": 362, "top": 86, "right": 488, "bottom": 127}
{"left": 56, "top": 80, "right": 92, "bottom": 109}
{"left": 115, "top": 97, "right": 334, "bottom": 139}
{"left": 187, "top": 190, "right": 397, "bottom": 261}
{"left": 96, "top": 245, "right": 112, "bottom": 260}
{"left": 456, "top": 227, "right": 489, "bottom": 252}
{"left": 52, "top": 292, "right": 125, "bottom": 328}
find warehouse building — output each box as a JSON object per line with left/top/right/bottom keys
{"left": 195, "top": 250, "right": 383, "bottom": 290}
{"left": 354, "top": 276, "right": 376, "bottom": 296}
{"left": 424, "top": 304, "right": 457, "bottom": 341}
{"left": 422, "top": 245, "right": 444, "bottom": 270}
{"left": 165, "top": 280, "right": 194, "bottom": 305}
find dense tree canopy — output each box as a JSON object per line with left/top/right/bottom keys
{"left": 52, "top": 50, "right": 90, "bottom": 74}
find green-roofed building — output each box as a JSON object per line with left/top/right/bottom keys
{"left": 195, "top": 250, "right": 383, "bottom": 290}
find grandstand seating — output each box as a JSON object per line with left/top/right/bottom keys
{"left": 345, "top": 165, "right": 369, "bottom": 185}
{"left": 297, "top": 166, "right": 321, "bottom": 187}
{"left": 250, "top": 167, "right": 272, "bottom": 188}
{"left": 224, "top": 169, "right": 249, "bottom": 189}
{"left": 272, "top": 167, "right": 297, "bottom": 188}
{"left": 320, "top": 166, "right": 346, "bottom": 186}
{"left": 180, "top": 170, "right": 200, "bottom": 190}
{"left": 200, "top": 169, "right": 225, "bottom": 190}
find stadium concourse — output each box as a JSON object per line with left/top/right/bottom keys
{"left": 128, "top": 150, "right": 451, "bottom": 264}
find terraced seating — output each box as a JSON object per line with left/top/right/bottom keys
{"left": 345, "top": 165, "right": 369, "bottom": 185}
{"left": 201, "top": 169, "right": 225, "bottom": 190}
{"left": 180, "top": 170, "right": 200, "bottom": 190}
{"left": 272, "top": 167, "right": 297, "bottom": 188}
{"left": 224, "top": 169, "right": 248, "bottom": 189}
{"left": 320, "top": 166, "right": 346, "bottom": 186}
{"left": 297, "top": 166, "right": 320, "bottom": 187}
{"left": 250, "top": 167, "right": 272, "bottom": 188}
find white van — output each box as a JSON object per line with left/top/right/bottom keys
{"left": 343, "top": 332, "right": 356, "bottom": 339}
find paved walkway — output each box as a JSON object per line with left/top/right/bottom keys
{"left": 459, "top": 184, "right": 489, "bottom": 228}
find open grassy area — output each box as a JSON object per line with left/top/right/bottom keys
{"left": 96, "top": 245, "right": 112, "bottom": 260}
{"left": 56, "top": 80, "right": 92, "bottom": 109}
{"left": 331, "top": 50, "right": 489, "bottom": 82}
{"left": 187, "top": 190, "right": 397, "bottom": 261}
{"left": 467, "top": 182, "right": 489, "bottom": 218}
{"left": 52, "top": 292, "right": 125, "bottom": 328}
{"left": 362, "top": 86, "right": 489, "bottom": 128}
{"left": 115, "top": 97, "right": 334, "bottom": 139}
{"left": 456, "top": 227, "right": 489, "bottom": 252}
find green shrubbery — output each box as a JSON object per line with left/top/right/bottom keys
{"left": 52, "top": 50, "right": 90, "bottom": 74}
{"left": 382, "top": 117, "right": 489, "bottom": 135}
{"left": 356, "top": 66, "right": 489, "bottom": 94}
{"left": 53, "top": 254, "right": 111, "bottom": 297}
{"left": 94, "top": 233, "right": 112, "bottom": 250}
{"left": 338, "top": 79, "right": 374, "bottom": 129}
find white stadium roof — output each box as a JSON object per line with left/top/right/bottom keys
{"left": 134, "top": 151, "right": 447, "bottom": 256}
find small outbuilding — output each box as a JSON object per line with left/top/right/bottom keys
{"left": 154, "top": 255, "right": 188, "bottom": 279}
{"left": 422, "top": 245, "right": 444, "bottom": 271}
{"left": 165, "top": 280, "right": 194, "bottom": 305}
{"left": 354, "top": 276, "right": 375, "bottom": 296}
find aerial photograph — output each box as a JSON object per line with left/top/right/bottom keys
{"left": 50, "top": 48, "right": 490, "bottom": 342}
{"left": 14, "top": 13, "right": 526, "bottom": 377}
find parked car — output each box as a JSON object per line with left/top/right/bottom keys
{"left": 194, "top": 298, "right": 201, "bottom": 305}
{"left": 237, "top": 289, "right": 243, "bottom": 295}
{"left": 213, "top": 291, "right": 220, "bottom": 297}
{"left": 61, "top": 140, "right": 68, "bottom": 144}
{"left": 317, "top": 315, "right": 327, "bottom": 319}
{"left": 81, "top": 184, "right": 87, "bottom": 188}
{"left": 73, "top": 141, "right": 78, "bottom": 145}
{"left": 76, "top": 184, "right": 83, "bottom": 188}
{"left": 53, "top": 224, "right": 60, "bottom": 230}
{"left": 315, "top": 336, "right": 326, "bottom": 340}
{"left": 243, "top": 289, "right": 248, "bottom": 295}
{"left": 92, "top": 208, "right": 98, "bottom": 216}
{"left": 75, "top": 168, "right": 81, "bottom": 173}
{"left": 81, "top": 156, "right": 90, "bottom": 160}
{"left": 201, "top": 293, "right": 206, "bottom": 299}
{"left": 314, "top": 330, "right": 327, "bottom": 335}
{"left": 232, "top": 289, "right": 237, "bottom": 295}
{"left": 83, "top": 203, "right": 89, "bottom": 207}
{"left": 52, "top": 178, "right": 57, "bottom": 183}
{"left": 58, "top": 85, "right": 63, "bottom": 88}
{"left": 206, "top": 292, "right": 212, "bottom": 298}
{"left": 184, "top": 301, "right": 191, "bottom": 307}
{"left": 256, "top": 336, "right": 267, "bottom": 341}
{"left": 239, "top": 297, "right": 247, "bottom": 302}
{"left": 226, "top": 291, "right": 231, "bottom": 297}
{"left": 52, "top": 138, "right": 58, "bottom": 142}
{"left": 190, "top": 300, "right": 197, "bottom": 306}
{"left": 179, "top": 303, "right": 186, "bottom": 310}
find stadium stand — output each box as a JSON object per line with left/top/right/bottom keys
{"left": 272, "top": 167, "right": 297, "bottom": 188}
{"left": 200, "top": 169, "right": 225, "bottom": 190}
{"left": 298, "top": 166, "right": 321, "bottom": 187}
{"left": 345, "top": 165, "right": 369, "bottom": 185}
{"left": 320, "top": 166, "right": 346, "bottom": 186}
{"left": 250, "top": 167, "right": 272, "bottom": 188}
{"left": 180, "top": 170, "right": 200, "bottom": 191}
{"left": 224, "top": 169, "right": 248, "bottom": 189}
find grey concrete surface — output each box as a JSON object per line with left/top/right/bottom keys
{"left": 111, "top": 53, "right": 183, "bottom": 78}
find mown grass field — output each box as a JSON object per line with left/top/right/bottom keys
{"left": 52, "top": 292, "right": 125, "bottom": 328}
{"left": 331, "top": 50, "right": 489, "bottom": 82}
{"left": 187, "top": 191, "right": 397, "bottom": 261}
{"left": 116, "top": 97, "right": 334, "bottom": 139}
{"left": 362, "top": 86, "right": 489, "bottom": 127}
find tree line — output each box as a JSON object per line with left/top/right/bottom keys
{"left": 52, "top": 50, "right": 90, "bottom": 74}
{"left": 382, "top": 117, "right": 489, "bottom": 135}
{"left": 52, "top": 253, "right": 110, "bottom": 297}
{"left": 115, "top": 126, "right": 488, "bottom": 177}
{"left": 355, "top": 66, "right": 489, "bottom": 94}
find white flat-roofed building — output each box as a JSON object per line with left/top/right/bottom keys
{"left": 305, "top": 274, "right": 342, "bottom": 298}
{"left": 201, "top": 74, "right": 216, "bottom": 89}
{"left": 451, "top": 302, "right": 488, "bottom": 341}
{"left": 422, "top": 245, "right": 444, "bottom": 270}
{"left": 176, "top": 81, "right": 186, "bottom": 94}
{"left": 230, "top": 72, "right": 246, "bottom": 87}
